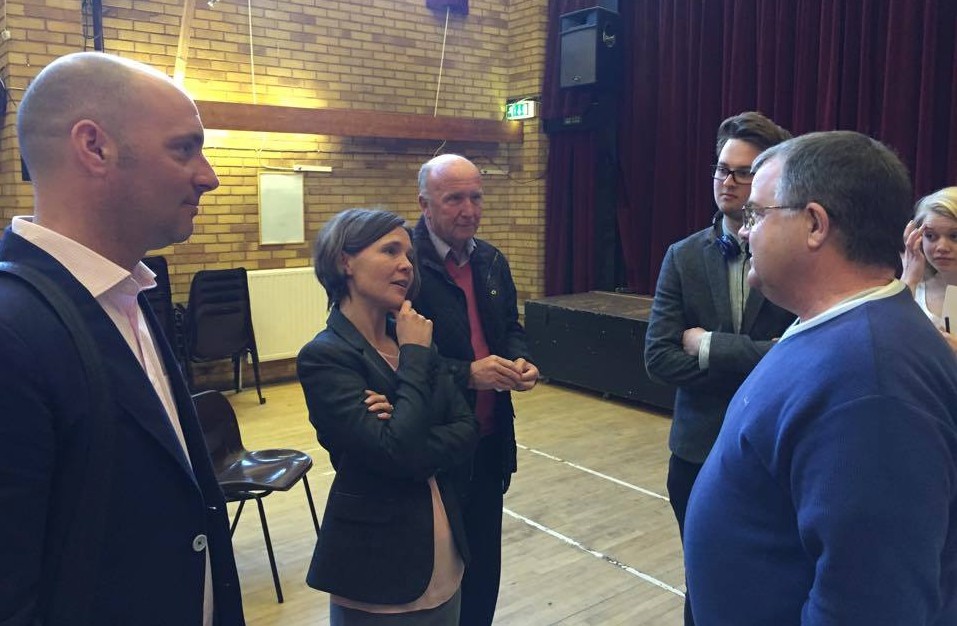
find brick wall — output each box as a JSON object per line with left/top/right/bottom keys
{"left": 0, "top": 0, "right": 548, "bottom": 386}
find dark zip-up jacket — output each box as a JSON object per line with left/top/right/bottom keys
{"left": 411, "top": 216, "right": 530, "bottom": 486}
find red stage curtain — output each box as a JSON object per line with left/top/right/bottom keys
{"left": 543, "top": 0, "right": 957, "bottom": 295}
{"left": 541, "top": 0, "right": 604, "bottom": 295}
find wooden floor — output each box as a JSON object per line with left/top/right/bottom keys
{"left": 227, "top": 380, "right": 684, "bottom": 625}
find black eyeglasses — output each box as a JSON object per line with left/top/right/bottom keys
{"left": 742, "top": 203, "right": 805, "bottom": 230}
{"left": 712, "top": 164, "right": 754, "bottom": 185}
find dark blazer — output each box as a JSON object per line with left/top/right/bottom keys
{"left": 411, "top": 216, "right": 529, "bottom": 485}
{"left": 644, "top": 224, "right": 796, "bottom": 464}
{"left": 0, "top": 230, "right": 244, "bottom": 626}
{"left": 297, "top": 306, "right": 478, "bottom": 605}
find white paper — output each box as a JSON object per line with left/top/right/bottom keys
{"left": 942, "top": 285, "right": 957, "bottom": 332}
{"left": 259, "top": 172, "right": 305, "bottom": 245}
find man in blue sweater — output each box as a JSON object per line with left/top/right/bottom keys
{"left": 684, "top": 131, "right": 957, "bottom": 625}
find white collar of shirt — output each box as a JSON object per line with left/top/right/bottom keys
{"left": 11, "top": 216, "right": 157, "bottom": 297}
{"left": 426, "top": 219, "right": 476, "bottom": 267}
{"left": 780, "top": 279, "right": 906, "bottom": 342}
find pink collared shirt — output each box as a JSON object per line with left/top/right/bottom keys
{"left": 11, "top": 216, "right": 214, "bottom": 626}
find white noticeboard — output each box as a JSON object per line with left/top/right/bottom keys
{"left": 259, "top": 172, "right": 305, "bottom": 245}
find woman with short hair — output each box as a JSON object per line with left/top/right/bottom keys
{"left": 298, "top": 208, "right": 478, "bottom": 625}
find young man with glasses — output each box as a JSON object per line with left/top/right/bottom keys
{"left": 644, "top": 111, "right": 794, "bottom": 625}
{"left": 685, "top": 131, "right": 957, "bottom": 625}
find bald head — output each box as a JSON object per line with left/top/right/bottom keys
{"left": 17, "top": 52, "right": 181, "bottom": 181}
{"left": 15, "top": 52, "right": 218, "bottom": 270}
{"left": 418, "top": 154, "right": 481, "bottom": 197}
{"left": 417, "top": 154, "right": 484, "bottom": 253}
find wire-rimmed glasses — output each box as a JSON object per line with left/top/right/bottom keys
{"left": 741, "top": 202, "right": 805, "bottom": 230}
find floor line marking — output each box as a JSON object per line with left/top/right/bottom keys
{"left": 517, "top": 444, "right": 670, "bottom": 502}
{"left": 504, "top": 507, "right": 685, "bottom": 598}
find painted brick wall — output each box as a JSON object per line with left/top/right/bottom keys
{"left": 0, "top": 0, "right": 548, "bottom": 385}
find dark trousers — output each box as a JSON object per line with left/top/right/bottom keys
{"left": 459, "top": 433, "right": 505, "bottom": 626}
{"left": 667, "top": 453, "right": 703, "bottom": 626}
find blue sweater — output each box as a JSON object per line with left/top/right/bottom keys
{"left": 685, "top": 289, "right": 957, "bottom": 625}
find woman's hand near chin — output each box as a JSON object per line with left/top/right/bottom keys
{"left": 395, "top": 300, "right": 432, "bottom": 348}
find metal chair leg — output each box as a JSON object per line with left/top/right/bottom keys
{"left": 232, "top": 354, "right": 242, "bottom": 393}
{"left": 302, "top": 474, "right": 320, "bottom": 537}
{"left": 250, "top": 347, "right": 266, "bottom": 405}
{"left": 255, "top": 495, "right": 283, "bottom": 603}
{"left": 229, "top": 500, "right": 246, "bottom": 537}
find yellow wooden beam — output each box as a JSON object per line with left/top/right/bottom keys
{"left": 195, "top": 101, "right": 523, "bottom": 144}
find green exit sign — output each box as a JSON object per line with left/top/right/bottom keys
{"left": 506, "top": 99, "right": 537, "bottom": 120}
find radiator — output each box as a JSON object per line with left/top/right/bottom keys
{"left": 247, "top": 267, "right": 328, "bottom": 362}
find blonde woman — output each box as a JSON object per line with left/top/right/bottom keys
{"left": 902, "top": 186, "right": 957, "bottom": 353}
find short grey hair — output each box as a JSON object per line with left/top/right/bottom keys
{"left": 752, "top": 131, "right": 912, "bottom": 270}
{"left": 417, "top": 153, "right": 474, "bottom": 198}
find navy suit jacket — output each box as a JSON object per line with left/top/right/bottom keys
{"left": 0, "top": 229, "right": 244, "bottom": 625}
{"left": 297, "top": 306, "right": 478, "bottom": 604}
{"left": 645, "top": 224, "right": 796, "bottom": 464}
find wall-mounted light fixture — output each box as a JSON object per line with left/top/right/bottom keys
{"left": 207, "top": 0, "right": 218, "bottom": 7}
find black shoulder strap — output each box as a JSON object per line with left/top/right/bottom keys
{"left": 0, "top": 261, "right": 114, "bottom": 626}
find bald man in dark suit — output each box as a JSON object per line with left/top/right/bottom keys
{"left": 0, "top": 52, "right": 244, "bottom": 625}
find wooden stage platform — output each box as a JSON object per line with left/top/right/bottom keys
{"left": 525, "top": 291, "right": 676, "bottom": 411}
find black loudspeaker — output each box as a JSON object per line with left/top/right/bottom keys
{"left": 425, "top": 0, "right": 468, "bottom": 15}
{"left": 559, "top": 7, "right": 622, "bottom": 90}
